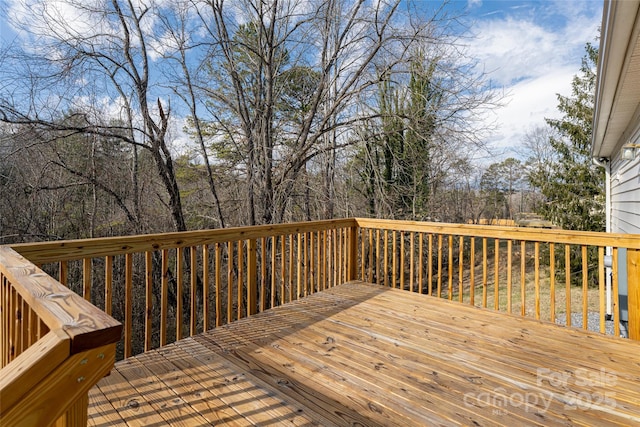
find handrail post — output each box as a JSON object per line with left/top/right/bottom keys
{"left": 348, "top": 225, "right": 358, "bottom": 281}
{"left": 54, "top": 392, "right": 88, "bottom": 426}
{"left": 628, "top": 249, "right": 640, "bottom": 340}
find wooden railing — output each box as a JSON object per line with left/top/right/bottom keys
{"left": 4, "top": 217, "right": 640, "bottom": 374}
{"left": 0, "top": 246, "right": 121, "bottom": 427}
{"left": 11, "top": 219, "right": 357, "bottom": 359}
{"left": 355, "top": 219, "right": 640, "bottom": 339}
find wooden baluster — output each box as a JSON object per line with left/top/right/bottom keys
{"left": 470, "top": 237, "right": 475, "bottom": 305}
{"left": 19, "top": 296, "right": 26, "bottom": 355}
{"left": 176, "top": 247, "right": 184, "bottom": 341}
{"left": 458, "top": 236, "right": 464, "bottom": 302}
{"left": 190, "top": 247, "right": 199, "bottom": 332}
{"left": 335, "top": 229, "right": 339, "bottom": 285}
{"left": 331, "top": 228, "right": 340, "bottom": 287}
{"left": 271, "top": 236, "right": 277, "bottom": 308}
{"left": 448, "top": 235, "right": 453, "bottom": 300}
{"left": 361, "top": 229, "right": 365, "bottom": 281}
{"left": 281, "top": 235, "right": 286, "bottom": 300}
{"left": 506, "top": 240, "right": 512, "bottom": 313}
{"left": 304, "top": 233, "right": 309, "bottom": 296}
{"left": 320, "top": 230, "right": 326, "bottom": 290}
{"left": 261, "top": 237, "right": 267, "bottom": 311}
{"left": 376, "top": 229, "right": 381, "bottom": 285}
{"left": 1, "top": 277, "right": 4, "bottom": 366}
{"left": 104, "top": 256, "right": 113, "bottom": 316}
{"left": 400, "top": 232, "right": 406, "bottom": 291}
{"left": 598, "top": 246, "right": 605, "bottom": 334}
{"left": 550, "top": 243, "right": 556, "bottom": 323}
{"left": 613, "top": 247, "right": 619, "bottom": 336}
{"left": 392, "top": 231, "right": 397, "bottom": 289}
{"left": 428, "top": 234, "right": 433, "bottom": 296}
{"left": 383, "top": 230, "right": 389, "bottom": 288}
{"left": 344, "top": 228, "right": 349, "bottom": 283}
{"left": 145, "top": 251, "right": 153, "bottom": 352}
{"left": 327, "top": 229, "right": 332, "bottom": 287}
{"left": 59, "top": 261, "right": 68, "bottom": 286}
{"left": 437, "top": 235, "right": 443, "bottom": 298}
{"left": 203, "top": 244, "right": 210, "bottom": 330}
{"left": 247, "top": 239, "right": 257, "bottom": 316}
{"left": 410, "top": 232, "right": 415, "bottom": 292}
{"left": 161, "top": 249, "right": 169, "bottom": 346}
{"left": 125, "top": 253, "right": 133, "bottom": 357}
{"left": 534, "top": 242, "right": 540, "bottom": 320}
{"left": 1, "top": 277, "right": 7, "bottom": 367}
{"left": 297, "top": 234, "right": 302, "bottom": 298}
{"left": 316, "top": 231, "right": 321, "bottom": 288}
{"left": 368, "top": 229, "right": 373, "bottom": 283}
{"left": 227, "top": 241, "right": 234, "bottom": 324}
{"left": 627, "top": 249, "right": 640, "bottom": 340}
{"left": 237, "top": 241, "right": 243, "bottom": 320}
{"left": 308, "top": 233, "right": 314, "bottom": 293}
{"left": 288, "top": 234, "right": 294, "bottom": 301}
{"left": 215, "top": 243, "right": 222, "bottom": 327}
{"left": 521, "top": 241, "right": 526, "bottom": 316}
{"left": 418, "top": 233, "right": 424, "bottom": 293}
{"left": 338, "top": 229, "right": 343, "bottom": 284}
{"left": 11, "top": 287, "right": 18, "bottom": 362}
{"left": 482, "top": 238, "right": 487, "bottom": 308}
{"left": 9, "top": 284, "right": 16, "bottom": 363}
{"left": 582, "top": 245, "right": 588, "bottom": 330}
{"left": 83, "top": 258, "right": 91, "bottom": 302}
{"left": 565, "top": 245, "right": 571, "bottom": 328}
{"left": 28, "top": 307, "right": 38, "bottom": 348}
{"left": 494, "top": 239, "right": 499, "bottom": 310}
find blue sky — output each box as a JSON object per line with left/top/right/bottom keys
{"left": 0, "top": 0, "right": 604, "bottom": 160}
{"left": 450, "top": 0, "right": 603, "bottom": 157}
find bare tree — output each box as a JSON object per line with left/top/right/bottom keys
{"left": 347, "top": 25, "right": 503, "bottom": 221}
{"left": 1, "top": 0, "right": 505, "bottom": 237}
{"left": 153, "top": 1, "right": 227, "bottom": 228}
{"left": 0, "top": 0, "right": 188, "bottom": 232}
{"left": 195, "top": 0, "right": 431, "bottom": 224}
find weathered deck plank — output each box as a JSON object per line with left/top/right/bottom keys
{"left": 89, "top": 281, "right": 640, "bottom": 426}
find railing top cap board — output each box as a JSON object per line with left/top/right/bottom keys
{"left": 7, "top": 218, "right": 640, "bottom": 265}
{"left": 0, "top": 246, "right": 122, "bottom": 354}
{"left": 9, "top": 218, "right": 357, "bottom": 264}
{"left": 354, "top": 218, "right": 640, "bottom": 249}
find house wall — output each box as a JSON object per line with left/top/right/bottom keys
{"left": 610, "top": 132, "right": 640, "bottom": 234}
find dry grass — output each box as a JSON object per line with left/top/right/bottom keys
{"left": 434, "top": 258, "right": 605, "bottom": 325}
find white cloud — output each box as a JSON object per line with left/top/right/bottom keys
{"left": 468, "top": 0, "right": 482, "bottom": 9}
{"left": 5, "top": 0, "right": 183, "bottom": 61}
{"left": 7, "top": 1, "right": 114, "bottom": 47}
{"left": 465, "top": 0, "right": 601, "bottom": 158}
{"left": 486, "top": 66, "right": 576, "bottom": 155}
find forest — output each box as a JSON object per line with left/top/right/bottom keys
{"left": 0, "top": 0, "right": 604, "bottom": 244}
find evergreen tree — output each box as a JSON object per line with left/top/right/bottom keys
{"left": 481, "top": 158, "right": 522, "bottom": 220}
{"left": 530, "top": 43, "right": 605, "bottom": 232}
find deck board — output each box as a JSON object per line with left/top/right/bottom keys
{"left": 89, "top": 281, "right": 640, "bottom": 426}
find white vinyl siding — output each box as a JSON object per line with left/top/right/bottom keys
{"left": 610, "top": 135, "right": 640, "bottom": 234}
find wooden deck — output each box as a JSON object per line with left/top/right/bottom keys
{"left": 88, "top": 281, "right": 640, "bottom": 426}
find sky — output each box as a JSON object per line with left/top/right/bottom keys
{"left": 0, "top": 0, "right": 604, "bottom": 162}
{"left": 449, "top": 0, "right": 603, "bottom": 159}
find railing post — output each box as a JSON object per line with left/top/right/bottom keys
{"left": 348, "top": 225, "right": 358, "bottom": 281}
{"left": 54, "top": 394, "right": 88, "bottom": 427}
{"left": 247, "top": 239, "right": 258, "bottom": 315}
{"left": 628, "top": 249, "right": 640, "bottom": 340}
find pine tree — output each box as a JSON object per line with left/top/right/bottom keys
{"left": 530, "top": 43, "right": 605, "bottom": 232}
